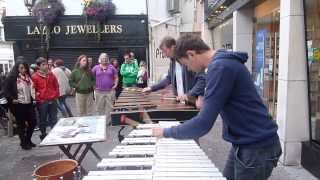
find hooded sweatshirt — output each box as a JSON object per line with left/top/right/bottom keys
{"left": 164, "top": 49, "right": 279, "bottom": 147}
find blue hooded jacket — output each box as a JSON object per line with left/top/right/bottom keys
{"left": 164, "top": 50, "right": 279, "bottom": 147}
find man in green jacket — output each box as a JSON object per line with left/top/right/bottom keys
{"left": 120, "top": 53, "right": 139, "bottom": 87}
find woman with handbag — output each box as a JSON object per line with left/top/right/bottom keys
{"left": 3, "top": 59, "right": 37, "bottom": 150}
{"left": 69, "top": 55, "right": 95, "bottom": 116}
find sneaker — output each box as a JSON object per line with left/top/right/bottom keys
{"left": 28, "top": 141, "right": 36, "bottom": 147}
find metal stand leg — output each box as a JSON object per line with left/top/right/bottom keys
{"left": 118, "top": 126, "right": 125, "bottom": 142}
{"left": 59, "top": 145, "right": 74, "bottom": 159}
{"left": 89, "top": 145, "right": 102, "bottom": 161}
{"left": 58, "top": 143, "right": 102, "bottom": 175}
{"left": 72, "top": 144, "right": 83, "bottom": 159}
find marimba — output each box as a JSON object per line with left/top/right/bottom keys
{"left": 83, "top": 121, "right": 225, "bottom": 180}
{"left": 111, "top": 87, "right": 199, "bottom": 126}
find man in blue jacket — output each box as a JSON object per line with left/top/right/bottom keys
{"left": 152, "top": 34, "right": 282, "bottom": 180}
{"left": 142, "top": 36, "right": 205, "bottom": 103}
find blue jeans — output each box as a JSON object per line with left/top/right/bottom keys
{"left": 37, "top": 100, "right": 58, "bottom": 136}
{"left": 57, "top": 95, "right": 73, "bottom": 117}
{"left": 223, "top": 138, "right": 282, "bottom": 180}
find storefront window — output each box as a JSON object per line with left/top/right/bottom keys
{"left": 212, "top": 18, "right": 233, "bottom": 50}
{"left": 253, "top": 9, "right": 280, "bottom": 119}
{"left": 305, "top": 0, "right": 320, "bottom": 144}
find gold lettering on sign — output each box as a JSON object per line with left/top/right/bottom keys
{"left": 65, "top": 25, "right": 71, "bottom": 35}
{"left": 27, "top": 26, "right": 34, "bottom": 35}
{"left": 27, "top": 24, "right": 124, "bottom": 35}
{"left": 103, "top": 25, "right": 110, "bottom": 33}
{"left": 117, "top": 25, "right": 122, "bottom": 33}
{"left": 71, "top": 25, "right": 77, "bottom": 34}
{"left": 53, "top": 26, "right": 61, "bottom": 34}
{"left": 87, "top": 25, "right": 93, "bottom": 33}
{"left": 42, "top": 26, "right": 48, "bottom": 34}
{"left": 77, "top": 25, "right": 86, "bottom": 34}
{"left": 34, "top": 26, "right": 41, "bottom": 35}
{"left": 110, "top": 25, "right": 117, "bottom": 33}
{"left": 93, "top": 25, "right": 98, "bottom": 33}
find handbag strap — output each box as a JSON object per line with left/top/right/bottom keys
{"left": 75, "top": 72, "right": 86, "bottom": 89}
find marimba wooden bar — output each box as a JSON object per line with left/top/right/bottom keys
{"left": 83, "top": 121, "right": 226, "bottom": 180}
{"left": 111, "top": 87, "right": 199, "bottom": 125}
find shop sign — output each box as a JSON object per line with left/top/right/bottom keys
{"left": 26, "top": 24, "right": 123, "bottom": 36}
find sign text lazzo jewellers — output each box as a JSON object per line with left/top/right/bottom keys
{"left": 26, "top": 24, "right": 123, "bottom": 35}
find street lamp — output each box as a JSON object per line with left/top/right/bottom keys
{"left": 24, "top": 0, "right": 36, "bottom": 15}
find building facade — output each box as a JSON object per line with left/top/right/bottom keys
{"left": 206, "top": 0, "right": 319, "bottom": 177}
{"left": 0, "top": 0, "right": 14, "bottom": 75}
{"left": 3, "top": 0, "right": 150, "bottom": 69}
{"left": 3, "top": 0, "right": 212, "bottom": 83}
{"left": 149, "top": 0, "right": 213, "bottom": 84}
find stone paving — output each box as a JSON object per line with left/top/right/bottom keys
{"left": 0, "top": 97, "right": 317, "bottom": 180}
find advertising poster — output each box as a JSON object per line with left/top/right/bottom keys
{"left": 254, "top": 30, "right": 267, "bottom": 96}
{"left": 314, "top": 48, "right": 320, "bottom": 62}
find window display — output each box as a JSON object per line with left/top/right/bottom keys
{"left": 305, "top": 0, "right": 320, "bottom": 144}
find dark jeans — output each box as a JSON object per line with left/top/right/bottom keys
{"left": 37, "top": 100, "right": 58, "bottom": 136}
{"left": 10, "top": 103, "right": 36, "bottom": 145}
{"left": 223, "top": 138, "right": 282, "bottom": 180}
{"left": 57, "top": 95, "right": 73, "bottom": 117}
{"left": 137, "top": 82, "right": 148, "bottom": 88}
{"left": 123, "top": 83, "right": 136, "bottom": 87}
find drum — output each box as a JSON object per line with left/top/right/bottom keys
{"left": 33, "top": 159, "right": 78, "bottom": 180}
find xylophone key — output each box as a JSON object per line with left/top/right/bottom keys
{"left": 154, "top": 167, "right": 220, "bottom": 172}
{"left": 97, "top": 157, "right": 154, "bottom": 168}
{"left": 153, "top": 177, "right": 226, "bottom": 180}
{"left": 88, "top": 121, "right": 226, "bottom": 180}
{"left": 88, "top": 170, "right": 152, "bottom": 176}
{"left": 153, "top": 171, "right": 224, "bottom": 177}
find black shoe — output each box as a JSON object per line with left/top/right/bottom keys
{"left": 39, "top": 134, "right": 47, "bottom": 141}
{"left": 28, "top": 141, "right": 36, "bottom": 147}
{"left": 21, "top": 144, "right": 32, "bottom": 150}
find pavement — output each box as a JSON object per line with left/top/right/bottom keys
{"left": 0, "top": 97, "right": 317, "bottom": 180}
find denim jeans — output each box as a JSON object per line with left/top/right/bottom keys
{"left": 37, "top": 100, "right": 58, "bottom": 136}
{"left": 223, "top": 138, "right": 282, "bottom": 180}
{"left": 57, "top": 95, "right": 73, "bottom": 117}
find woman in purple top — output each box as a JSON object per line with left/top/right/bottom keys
{"left": 92, "top": 53, "right": 118, "bottom": 123}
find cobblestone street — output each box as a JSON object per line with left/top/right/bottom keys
{"left": 0, "top": 98, "right": 316, "bottom": 180}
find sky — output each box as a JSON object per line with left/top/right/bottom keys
{"left": 5, "top": 0, "right": 147, "bottom": 16}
